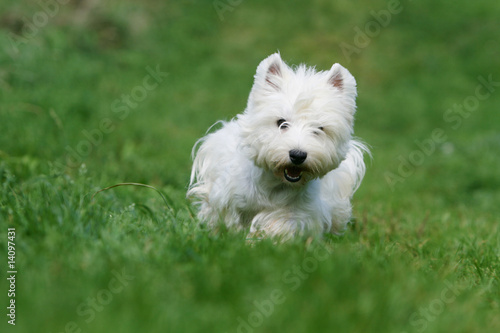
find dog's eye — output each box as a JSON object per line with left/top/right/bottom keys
{"left": 277, "top": 118, "right": 288, "bottom": 129}
{"left": 313, "top": 126, "right": 325, "bottom": 136}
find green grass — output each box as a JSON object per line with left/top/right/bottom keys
{"left": 1, "top": 0, "right": 500, "bottom": 332}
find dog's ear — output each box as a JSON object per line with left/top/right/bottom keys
{"left": 327, "top": 63, "right": 357, "bottom": 96}
{"left": 255, "top": 53, "right": 285, "bottom": 92}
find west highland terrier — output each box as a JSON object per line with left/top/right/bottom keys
{"left": 188, "top": 53, "right": 368, "bottom": 240}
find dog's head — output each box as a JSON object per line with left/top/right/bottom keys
{"left": 238, "top": 53, "right": 358, "bottom": 185}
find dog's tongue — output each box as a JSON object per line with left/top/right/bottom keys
{"left": 286, "top": 167, "right": 302, "bottom": 178}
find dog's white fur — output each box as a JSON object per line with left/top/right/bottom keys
{"left": 188, "top": 53, "right": 368, "bottom": 239}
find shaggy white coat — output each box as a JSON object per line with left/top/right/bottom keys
{"left": 188, "top": 53, "right": 368, "bottom": 239}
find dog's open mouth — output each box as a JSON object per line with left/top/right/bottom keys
{"left": 284, "top": 167, "right": 303, "bottom": 183}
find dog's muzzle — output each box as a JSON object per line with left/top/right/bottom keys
{"left": 283, "top": 149, "right": 308, "bottom": 182}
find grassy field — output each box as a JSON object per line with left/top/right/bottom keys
{"left": 1, "top": 0, "right": 499, "bottom": 332}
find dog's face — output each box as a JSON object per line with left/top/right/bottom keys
{"left": 238, "top": 53, "right": 358, "bottom": 185}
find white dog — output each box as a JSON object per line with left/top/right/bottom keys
{"left": 188, "top": 53, "right": 368, "bottom": 239}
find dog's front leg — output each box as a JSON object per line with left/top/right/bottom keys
{"left": 248, "top": 209, "right": 323, "bottom": 240}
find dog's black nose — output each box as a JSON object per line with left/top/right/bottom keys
{"left": 289, "top": 149, "right": 307, "bottom": 165}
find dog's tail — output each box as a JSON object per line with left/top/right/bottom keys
{"left": 345, "top": 139, "right": 371, "bottom": 195}
{"left": 188, "top": 120, "right": 227, "bottom": 193}
{"left": 328, "top": 139, "right": 371, "bottom": 199}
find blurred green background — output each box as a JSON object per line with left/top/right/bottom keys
{"left": 1, "top": 0, "right": 499, "bottom": 332}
